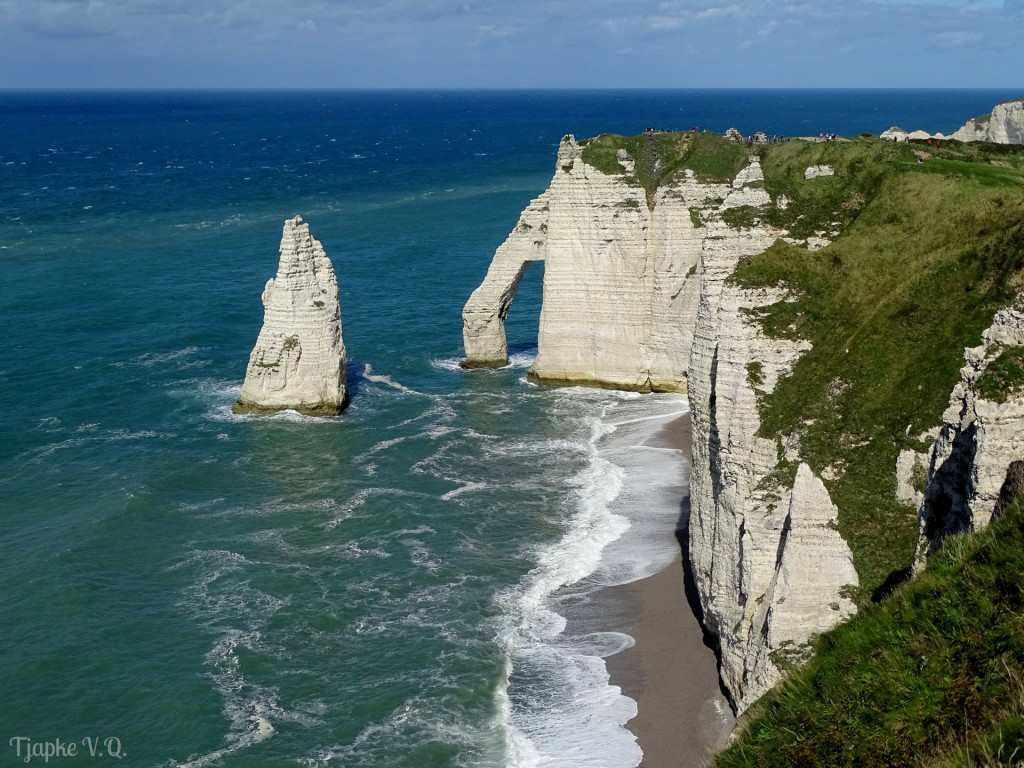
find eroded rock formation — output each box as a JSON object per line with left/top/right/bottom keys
{"left": 463, "top": 136, "right": 761, "bottom": 391}
{"left": 951, "top": 99, "right": 1024, "bottom": 144}
{"left": 233, "top": 216, "right": 348, "bottom": 416}
{"left": 916, "top": 295, "right": 1024, "bottom": 562}
{"left": 466, "top": 136, "right": 864, "bottom": 714}
{"left": 464, "top": 135, "right": 705, "bottom": 389}
{"left": 685, "top": 178, "right": 858, "bottom": 711}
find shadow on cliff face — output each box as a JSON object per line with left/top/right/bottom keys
{"left": 676, "top": 494, "right": 734, "bottom": 707}
{"left": 871, "top": 565, "right": 913, "bottom": 603}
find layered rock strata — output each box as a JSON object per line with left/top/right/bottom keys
{"left": 685, "top": 176, "right": 858, "bottom": 712}
{"left": 233, "top": 216, "right": 348, "bottom": 416}
{"left": 463, "top": 135, "right": 714, "bottom": 391}
{"left": 951, "top": 99, "right": 1024, "bottom": 144}
{"left": 916, "top": 295, "right": 1024, "bottom": 562}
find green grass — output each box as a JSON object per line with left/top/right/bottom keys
{"left": 976, "top": 347, "right": 1024, "bottom": 403}
{"left": 732, "top": 138, "right": 1024, "bottom": 597}
{"left": 579, "top": 131, "right": 749, "bottom": 207}
{"left": 713, "top": 496, "right": 1024, "bottom": 768}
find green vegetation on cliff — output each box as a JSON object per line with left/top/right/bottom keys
{"left": 579, "top": 131, "right": 748, "bottom": 206}
{"left": 732, "top": 137, "right": 1024, "bottom": 597}
{"left": 713, "top": 496, "right": 1024, "bottom": 768}
{"left": 714, "top": 135, "right": 1024, "bottom": 768}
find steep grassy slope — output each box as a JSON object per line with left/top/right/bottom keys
{"left": 712, "top": 494, "right": 1024, "bottom": 768}
{"left": 711, "top": 136, "right": 1024, "bottom": 767}
{"left": 733, "top": 137, "right": 1024, "bottom": 597}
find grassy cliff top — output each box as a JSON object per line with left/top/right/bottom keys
{"left": 579, "top": 131, "right": 750, "bottom": 206}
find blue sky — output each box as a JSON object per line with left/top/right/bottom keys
{"left": 0, "top": 0, "right": 1021, "bottom": 89}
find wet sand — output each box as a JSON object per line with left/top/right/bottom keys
{"left": 604, "top": 414, "right": 734, "bottom": 768}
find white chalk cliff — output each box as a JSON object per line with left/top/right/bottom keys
{"left": 463, "top": 135, "right": 709, "bottom": 390}
{"left": 916, "top": 294, "right": 1024, "bottom": 562}
{"left": 465, "top": 139, "right": 862, "bottom": 713}
{"left": 952, "top": 99, "right": 1024, "bottom": 144}
{"left": 234, "top": 216, "right": 348, "bottom": 416}
{"left": 880, "top": 98, "right": 1024, "bottom": 145}
{"left": 685, "top": 178, "right": 858, "bottom": 712}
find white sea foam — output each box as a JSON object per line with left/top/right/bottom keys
{"left": 494, "top": 392, "right": 692, "bottom": 768}
{"left": 493, "top": 405, "right": 643, "bottom": 768}
{"left": 590, "top": 394, "right": 692, "bottom": 587}
{"left": 171, "top": 630, "right": 280, "bottom": 768}
{"left": 440, "top": 482, "right": 488, "bottom": 501}
{"left": 324, "top": 486, "right": 420, "bottom": 529}
{"left": 429, "top": 357, "right": 464, "bottom": 372}
{"left": 430, "top": 352, "right": 536, "bottom": 372}
{"left": 507, "top": 353, "right": 536, "bottom": 369}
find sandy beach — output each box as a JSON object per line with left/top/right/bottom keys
{"left": 605, "top": 413, "right": 734, "bottom": 768}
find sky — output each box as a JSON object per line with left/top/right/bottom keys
{"left": 0, "top": 0, "right": 1021, "bottom": 89}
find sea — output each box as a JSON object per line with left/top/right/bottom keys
{"left": 2, "top": 89, "right": 1020, "bottom": 768}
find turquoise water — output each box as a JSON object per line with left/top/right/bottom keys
{"left": 2, "top": 90, "right": 1019, "bottom": 767}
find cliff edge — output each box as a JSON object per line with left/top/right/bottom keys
{"left": 951, "top": 98, "right": 1024, "bottom": 144}
{"left": 465, "top": 131, "right": 874, "bottom": 713}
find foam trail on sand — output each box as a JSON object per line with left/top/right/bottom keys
{"left": 493, "top": 392, "right": 691, "bottom": 768}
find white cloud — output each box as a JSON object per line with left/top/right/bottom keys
{"left": 475, "top": 22, "right": 523, "bottom": 38}
{"left": 696, "top": 4, "right": 743, "bottom": 19}
{"left": 933, "top": 30, "right": 984, "bottom": 45}
{"left": 648, "top": 15, "right": 683, "bottom": 29}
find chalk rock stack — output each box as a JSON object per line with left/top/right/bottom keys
{"left": 952, "top": 99, "right": 1024, "bottom": 144}
{"left": 233, "top": 216, "right": 348, "bottom": 416}
{"left": 916, "top": 295, "right": 1024, "bottom": 562}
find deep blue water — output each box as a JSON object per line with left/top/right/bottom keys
{"left": 1, "top": 89, "right": 1020, "bottom": 768}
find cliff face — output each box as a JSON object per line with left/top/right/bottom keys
{"left": 463, "top": 135, "right": 710, "bottom": 391}
{"left": 917, "top": 297, "right": 1024, "bottom": 561}
{"left": 951, "top": 99, "right": 1024, "bottom": 144}
{"left": 465, "top": 135, "right": 864, "bottom": 713}
{"left": 233, "top": 216, "right": 348, "bottom": 416}
{"left": 685, "top": 169, "right": 858, "bottom": 711}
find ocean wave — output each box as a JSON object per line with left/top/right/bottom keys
{"left": 440, "top": 482, "right": 489, "bottom": 501}
{"left": 323, "top": 486, "right": 423, "bottom": 530}
{"left": 492, "top": 405, "right": 642, "bottom": 768}
{"left": 298, "top": 688, "right": 503, "bottom": 768}
{"left": 173, "top": 548, "right": 292, "bottom": 625}
{"left": 488, "top": 392, "right": 694, "bottom": 768}
{"left": 169, "top": 630, "right": 279, "bottom": 768}
{"left": 429, "top": 357, "right": 464, "bottom": 372}
{"left": 432, "top": 353, "right": 536, "bottom": 372}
